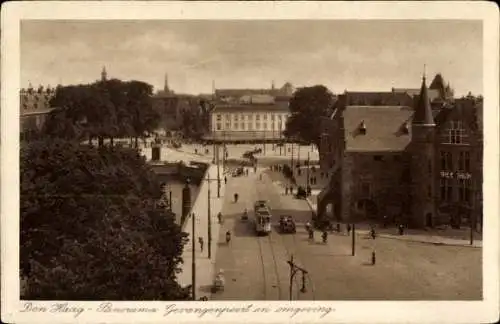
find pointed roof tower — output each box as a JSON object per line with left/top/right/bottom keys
{"left": 164, "top": 73, "right": 170, "bottom": 93}
{"left": 101, "top": 66, "right": 107, "bottom": 81}
{"left": 413, "top": 74, "right": 435, "bottom": 126}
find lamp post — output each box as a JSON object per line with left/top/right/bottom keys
{"left": 351, "top": 223, "right": 356, "bottom": 256}
{"left": 287, "top": 255, "right": 308, "bottom": 301}
{"left": 191, "top": 211, "right": 196, "bottom": 300}
{"left": 208, "top": 184, "right": 212, "bottom": 259}
{"left": 306, "top": 152, "right": 310, "bottom": 189}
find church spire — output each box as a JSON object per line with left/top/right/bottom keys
{"left": 164, "top": 73, "right": 170, "bottom": 93}
{"left": 101, "top": 66, "right": 107, "bottom": 81}
{"left": 413, "top": 73, "right": 435, "bottom": 126}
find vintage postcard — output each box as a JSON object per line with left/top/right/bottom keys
{"left": 1, "top": 1, "right": 499, "bottom": 323}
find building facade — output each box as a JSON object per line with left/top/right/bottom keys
{"left": 317, "top": 74, "right": 482, "bottom": 229}
{"left": 206, "top": 82, "right": 294, "bottom": 143}
{"left": 20, "top": 84, "right": 56, "bottom": 141}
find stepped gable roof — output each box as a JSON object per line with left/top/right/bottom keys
{"left": 412, "top": 76, "right": 435, "bottom": 125}
{"left": 343, "top": 105, "right": 414, "bottom": 152}
{"left": 20, "top": 86, "right": 55, "bottom": 116}
{"left": 212, "top": 101, "right": 289, "bottom": 113}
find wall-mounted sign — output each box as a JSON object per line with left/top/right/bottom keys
{"left": 456, "top": 172, "right": 472, "bottom": 180}
{"left": 440, "top": 171, "right": 454, "bottom": 178}
{"left": 440, "top": 171, "right": 472, "bottom": 180}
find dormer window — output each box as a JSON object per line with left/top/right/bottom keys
{"left": 401, "top": 122, "right": 409, "bottom": 134}
{"left": 359, "top": 120, "right": 366, "bottom": 135}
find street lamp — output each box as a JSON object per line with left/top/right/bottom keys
{"left": 287, "top": 255, "right": 308, "bottom": 300}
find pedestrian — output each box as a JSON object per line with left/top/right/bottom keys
{"left": 217, "top": 212, "right": 222, "bottom": 224}
{"left": 285, "top": 186, "right": 289, "bottom": 195}
{"left": 347, "top": 224, "right": 352, "bottom": 235}
{"left": 336, "top": 223, "right": 341, "bottom": 233}
{"left": 371, "top": 251, "right": 376, "bottom": 265}
{"left": 225, "top": 231, "right": 231, "bottom": 244}
{"left": 198, "top": 237, "right": 204, "bottom": 252}
{"left": 370, "top": 227, "right": 376, "bottom": 240}
{"left": 224, "top": 176, "right": 227, "bottom": 185}
{"left": 398, "top": 224, "right": 404, "bottom": 235}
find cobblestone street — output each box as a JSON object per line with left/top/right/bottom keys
{"left": 212, "top": 167, "right": 482, "bottom": 300}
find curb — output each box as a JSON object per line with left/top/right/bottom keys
{"left": 355, "top": 230, "right": 482, "bottom": 248}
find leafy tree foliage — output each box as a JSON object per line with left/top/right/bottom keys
{"left": 20, "top": 139, "right": 190, "bottom": 300}
{"left": 44, "top": 79, "right": 159, "bottom": 147}
{"left": 284, "top": 85, "right": 335, "bottom": 146}
{"left": 179, "top": 99, "right": 211, "bottom": 140}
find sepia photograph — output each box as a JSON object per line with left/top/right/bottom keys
{"left": 2, "top": 1, "right": 499, "bottom": 323}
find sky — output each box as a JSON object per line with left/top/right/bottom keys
{"left": 21, "top": 20, "right": 483, "bottom": 96}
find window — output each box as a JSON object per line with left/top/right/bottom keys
{"left": 458, "top": 178, "right": 472, "bottom": 203}
{"left": 240, "top": 123, "right": 245, "bottom": 130}
{"left": 278, "top": 114, "right": 282, "bottom": 121}
{"left": 440, "top": 151, "right": 453, "bottom": 171}
{"left": 248, "top": 114, "right": 253, "bottom": 120}
{"left": 234, "top": 114, "right": 238, "bottom": 122}
{"left": 216, "top": 114, "right": 222, "bottom": 121}
{"left": 248, "top": 123, "right": 253, "bottom": 130}
{"left": 263, "top": 114, "right": 268, "bottom": 120}
{"left": 216, "top": 123, "right": 222, "bottom": 130}
{"left": 374, "top": 155, "right": 383, "bottom": 161}
{"left": 440, "top": 178, "right": 453, "bottom": 201}
{"left": 225, "top": 114, "right": 230, "bottom": 120}
{"left": 458, "top": 151, "right": 471, "bottom": 172}
{"left": 234, "top": 123, "right": 239, "bottom": 130}
{"left": 241, "top": 114, "right": 245, "bottom": 120}
{"left": 263, "top": 123, "right": 267, "bottom": 130}
{"left": 360, "top": 183, "right": 371, "bottom": 197}
{"left": 225, "top": 122, "right": 230, "bottom": 130}
{"left": 271, "top": 114, "right": 275, "bottom": 121}
{"left": 256, "top": 114, "right": 260, "bottom": 121}
{"left": 256, "top": 122, "right": 261, "bottom": 130}
{"left": 445, "top": 120, "right": 467, "bottom": 144}
{"left": 271, "top": 123, "right": 275, "bottom": 130}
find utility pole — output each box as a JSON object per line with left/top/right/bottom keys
{"left": 191, "top": 212, "right": 196, "bottom": 300}
{"left": 169, "top": 190, "right": 172, "bottom": 211}
{"left": 469, "top": 213, "right": 474, "bottom": 246}
{"left": 351, "top": 223, "right": 356, "bottom": 256}
{"left": 216, "top": 144, "right": 221, "bottom": 198}
{"left": 208, "top": 185, "right": 212, "bottom": 258}
{"left": 291, "top": 141, "right": 294, "bottom": 170}
{"left": 306, "top": 152, "right": 310, "bottom": 189}
{"left": 287, "top": 255, "right": 308, "bottom": 301}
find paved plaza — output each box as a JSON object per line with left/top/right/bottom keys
{"left": 209, "top": 167, "right": 482, "bottom": 301}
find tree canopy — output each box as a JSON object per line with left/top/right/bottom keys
{"left": 284, "top": 85, "right": 336, "bottom": 146}
{"left": 20, "top": 139, "right": 190, "bottom": 300}
{"left": 43, "top": 79, "right": 159, "bottom": 146}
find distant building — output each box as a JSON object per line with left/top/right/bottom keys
{"left": 20, "top": 84, "right": 56, "bottom": 141}
{"left": 205, "top": 82, "right": 294, "bottom": 143}
{"left": 151, "top": 73, "right": 203, "bottom": 133}
{"left": 317, "top": 75, "right": 482, "bottom": 229}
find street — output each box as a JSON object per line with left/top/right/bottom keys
{"left": 212, "top": 166, "right": 482, "bottom": 301}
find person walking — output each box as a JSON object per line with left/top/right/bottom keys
{"left": 225, "top": 231, "right": 231, "bottom": 244}
{"left": 198, "top": 237, "right": 204, "bottom": 252}
{"left": 370, "top": 227, "right": 376, "bottom": 240}
{"left": 347, "top": 224, "right": 352, "bottom": 235}
{"left": 217, "top": 212, "right": 222, "bottom": 224}
{"left": 224, "top": 176, "right": 227, "bottom": 185}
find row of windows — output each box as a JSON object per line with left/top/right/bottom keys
{"left": 443, "top": 120, "right": 468, "bottom": 145}
{"left": 216, "top": 122, "right": 286, "bottom": 131}
{"left": 440, "top": 178, "right": 473, "bottom": 203}
{"left": 440, "top": 151, "right": 471, "bottom": 172}
{"left": 358, "top": 178, "right": 473, "bottom": 204}
{"left": 216, "top": 113, "right": 287, "bottom": 122}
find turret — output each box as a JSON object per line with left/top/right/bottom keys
{"left": 410, "top": 73, "right": 437, "bottom": 228}
{"left": 101, "top": 66, "right": 107, "bottom": 81}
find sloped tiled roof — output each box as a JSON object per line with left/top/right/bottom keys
{"left": 392, "top": 88, "right": 441, "bottom": 102}
{"left": 413, "top": 77, "right": 435, "bottom": 125}
{"left": 345, "top": 91, "right": 413, "bottom": 106}
{"left": 343, "top": 106, "right": 414, "bottom": 152}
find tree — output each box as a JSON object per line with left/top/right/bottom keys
{"left": 284, "top": 85, "right": 335, "bottom": 146}
{"left": 45, "top": 79, "right": 159, "bottom": 147}
{"left": 20, "top": 139, "right": 190, "bottom": 300}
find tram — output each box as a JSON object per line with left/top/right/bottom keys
{"left": 254, "top": 206, "right": 272, "bottom": 236}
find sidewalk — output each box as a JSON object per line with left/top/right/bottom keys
{"left": 176, "top": 164, "right": 226, "bottom": 299}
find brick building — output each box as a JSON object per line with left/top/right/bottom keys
{"left": 317, "top": 75, "right": 482, "bottom": 229}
